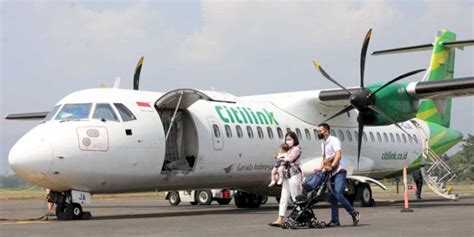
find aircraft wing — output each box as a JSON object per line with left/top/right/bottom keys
{"left": 4, "top": 112, "right": 49, "bottom": 120}
{"left": 318, "top": 77, "right": 474, "bottom": 101}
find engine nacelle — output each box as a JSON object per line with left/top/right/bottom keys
{"left": 363, "top": 82, "right": 419, "bottom": 126}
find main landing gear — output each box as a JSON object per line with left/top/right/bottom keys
{"left": 48, "top": 191, "right": 92, "bottom": 220}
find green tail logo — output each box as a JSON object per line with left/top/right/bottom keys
{"left": 416, "top": 30, "right": 456, "bottom": 128}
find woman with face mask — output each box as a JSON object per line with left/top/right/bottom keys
{"left": 269, "top": 131, "right": 302, "bottom": 227}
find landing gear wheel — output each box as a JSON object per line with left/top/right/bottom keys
{"left": 234, "top": 192, "right": 249, "bottom": 208}
{"left": 168, "top": 192, "right": 180, "bottom": 206}
{"left": 261, "top": 196, "right": 268, "bottom": 204}
{"left": 357, "top": 183, "right": 373, "bottom": 207}
{"left": 196, "top": 190, "right": 212, "bottom": 205}
{"left": 247, "top": 194, "right": 262, "bottom": 208}
{"left": 56, "top": 202, "right": 72, "bottom": 220}
{"left": 217, "top": 198, "right": 232, "bottom": 205}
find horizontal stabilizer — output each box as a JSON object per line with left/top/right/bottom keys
{"left": 4, "top": 112, "right": 49, "bottom": 120}
{"left": 372, "top": 43, "right": 433, "bottom": 55}
{"left": 372, "top": 40, "right": 474, "bottom": 56}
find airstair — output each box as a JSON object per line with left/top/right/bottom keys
{"left": 421, "top": 148, "right": 458, "bottom": 200}
{"left": 411, "top": 119, "right": 458, "bottom": 200}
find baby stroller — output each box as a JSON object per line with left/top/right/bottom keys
{"left": 282, "top": 172, "right": 330, "bottom": 230}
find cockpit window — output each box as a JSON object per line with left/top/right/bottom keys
{"left": 55, "top": 103, "right": 92, "bottom": 120}
{"left": 44, "top": 105, "right": 61, "bottom": 121}
{"left": 93, "top": 103, "right": 119, "bottom": 122}
{"left": 114, "top": 103, "right": 136, "bottom": 122}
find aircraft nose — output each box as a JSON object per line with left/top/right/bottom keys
{"left": 9, "top": 134, "right": 52, "bottom": 182}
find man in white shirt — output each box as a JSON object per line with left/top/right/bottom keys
{"left": 317, "top": 123, "right": 360, "bottom": 227}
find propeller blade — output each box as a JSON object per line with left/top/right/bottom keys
{"left": 356, "top": 114, "right": 365, "bottom": 169}
{"left": 323, "top": 105, "right": 355, "bottom": 123}
{"left": 368, "top": 69, "right": 426, "bottom": 98}
{"left": 312, "top": 60, "right": 352, "bottom": 95}
{"left": 133, "top": 57, "right": 144, "bottom": 90}
{"left": 360, "top": 29, "right": 372, "bottom": 89}
{"left": 367, "top": 105, "right": 412, "bottom": 139}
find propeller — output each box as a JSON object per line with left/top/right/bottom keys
{"left": 312, "top": 29, "right": 425, "bottom": 168}
{"left": 133, "top": 57, "right": 144, "bottom": 90}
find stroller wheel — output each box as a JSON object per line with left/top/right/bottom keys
{"left": 319, "top": 221, "right": 326, "bottom": 228}
{"left": 307, "top": 222, "right": 312, "bottom": 229}
{"left": 290, "top": 223, "right": 298, "bottom": 229}
{"left": 282, "top": 222, "right": 290, "bottom": 229}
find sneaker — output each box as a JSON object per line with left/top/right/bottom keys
{"left": 352, "top": 211, "right": 360, "bottom": 226}
{"left": 326, "top": 220, "right": 340, "bottom": 227}
{"left": 268, "top": 180, "right": 276, "bottom": 187}
{"left": 277, "top": 178, "right": 283, "bottom": 186}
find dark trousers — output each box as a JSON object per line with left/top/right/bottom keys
{"left": 415, "top": 180, "right": 423, "bottom": 198}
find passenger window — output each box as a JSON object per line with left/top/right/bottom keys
{"left": 295, "top": 128, "right": 302, "bottom": 140}
{"left": 114, "top": 103, "right": 137, "bottom": 122}
{"left": 213, "top": 124, "right": 221, "bottom": 138}
{"left": 286, "top": 128, "right": 292, "bottom": 134}
{"left": 346, "top": 130, "right": 352, "bottom": 142}
{"left": 354, "top": 131, "right": 358, "bottom": 139}
{"left": 314, "top": 129, "right": 319, "bottom": 139}
{"left": 93, "top": 103, "right": 119, "bottom": 122}
{"left": 257, "top": 127, "right": 264, "bottom": 139}
{"left": 330, "top": 130, "right": 336, "bottom": 137}
{"left": 44, "top": 105, "right": 61, "bottom": 121}
{"left": 225, "top": 125, "right": 232, "bottom": 138}
{"left": 413, "top": 135, "right": 419, "bottom": 144}
{"left": 363, "top": 132, "right": 367, "bottom": 142}
{"left": 56, "top": 103, "right": 92, "bottom": 120}
{"left": 247, "top": 126, "right": 254, "bottom": 139}
{"left": 369, "top": 132, "right": 375, "bottom": 142}
{"left": 377, "top": 132, "right": 382, "bottom": 143}
{"left": 383, "top": 133, "right": 388, "bottom": 143}
{"left": 277, "top": 127, "right": 283, "bottom": 139}
{"left": 236, "top": 125, "right": 243, "bottom": 138}
{"left": 390, "top": 133, "right": 395, "bottom": 143}
{"left": 305, "top": 129, "right": 311, "bottom": 140}
{"left": 396, "top": 134, "right": 401, "bottom": 143}
{"left": 408, "top": 134, "right": 413, "bottom": 143}
{"left": 338, "top": 130, "right": 345, "bottom": 141}
{"left": 402, "top": 134, "right": 407, "bottom": 143}
{"left": 267, "top": 127, "right": 274, "bottom": 139}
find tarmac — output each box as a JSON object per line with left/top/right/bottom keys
{"left": 1, "top": 196, "right": 473, "bottom": 237}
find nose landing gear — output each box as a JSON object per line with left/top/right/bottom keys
{"left": 49, "top": 191, "right": 92, "bottom": 220}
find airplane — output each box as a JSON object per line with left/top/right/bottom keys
{"left": 5, "top": 29, "right": 474, "bottom": 220}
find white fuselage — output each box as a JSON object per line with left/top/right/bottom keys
{"left": 9, "top": 88, "right": 426, "bottom": 196}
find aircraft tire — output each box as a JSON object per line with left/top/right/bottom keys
{"left": 56, "top": 203, "right": 72, "bottom": 220}
{"left": 356, "top": 183, "right": 373, "bottom": 207}
{"left": 234, "top": 192, "right": 249, "bottom": 208}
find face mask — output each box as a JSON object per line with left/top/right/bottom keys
{"left": 317, "top": 132, "right": 325, "bottom": 140}
{"left": 286, "top": 140, "right": 294, "bottom": 147}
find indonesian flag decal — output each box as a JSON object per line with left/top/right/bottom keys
{"left": 136, "top": 101, "right": 153, "bottom": 112}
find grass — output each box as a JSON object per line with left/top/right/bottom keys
{"left": 1, "top": 184, "right": 472, "bottom": 201}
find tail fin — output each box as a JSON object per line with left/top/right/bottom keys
{"left": 416, "top": 30, "right": 456, "bottom": 127}
{"left": 372, "top": 29, "right": 472, "bottom": 127}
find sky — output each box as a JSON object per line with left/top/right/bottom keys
{"left": 1, "top": 0, "right": 473, "bottom": 174}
